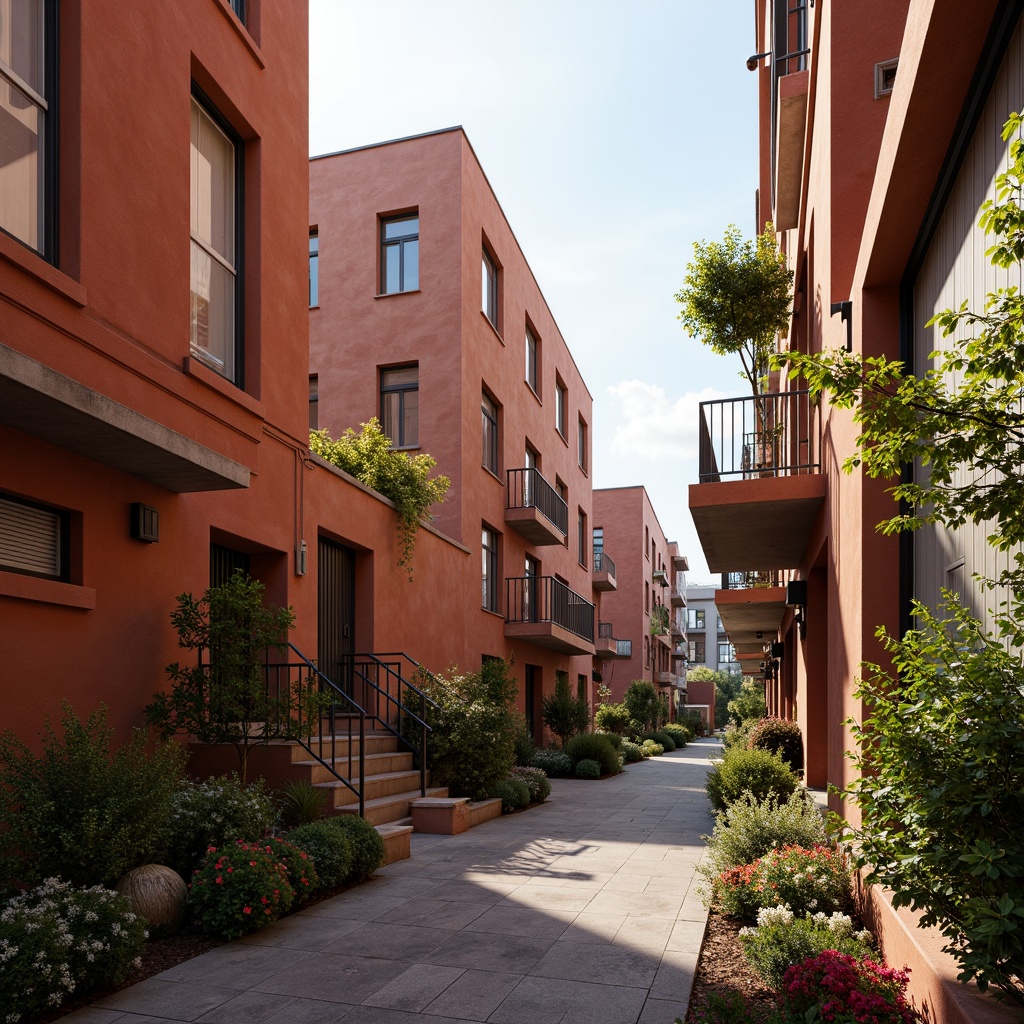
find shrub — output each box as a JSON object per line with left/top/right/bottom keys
{"left": 680, "top": 709, "right": 706, "bottom": 737}
{"left": 0, "top": 878, "right": 147, "bottom": 1022}
{"left": 286, "top": 821, "right": 353, "bottom": 890}
{"left": 164, "top": 774, "right": 279, "bottom": 878}
{"left": 727, "top": 677, "right": 767, "bottom": 727}
{"left": 594, "top": 702, "right": 631, "bottom": 735}
{"left": 748, "top": 717, "right": 804, "bottom": 773}
{"left": 261, "top": 836, "right": 318, "bottom": 904}
{"left": 324, "top": 816, "right": 385, "bottom": 882}
{"left": 564, "top": 733, "right": 621, "bottom": 776}
{"left": 661, "top": 723, "right": 690, "bottom": 747}
{"left": 643, "top": 730, "right": 676, "bottom": 751}
{"left": 778, "top": 950, "right": 921, "bottom": 1024}
{"left": 711, "top": 844, "right": 852, "bottom": 920}
{"left": 700, "top": 790, "right": 828, "bottom": 879}
{"left": 189, "top": 841, "right": 294, "bottom": 939}
{"left": 705, "top": 746, "right": 799, "bottom": 812}
{"left": 621, "top": 740, "right": 644, "bottom": 763}
{"left": 575, "top": 759, "right": 601, "bottom": 779}
{"left": 276, "top": 778, "right": 328, "bottom": 828}
{"left": 623, "top": 680, "right": 662, "bottom": 733}
{"left": 510, "top": 766, "right": 551, "bottom": 803}
{"left": 641, "top": 740, "right": 664, "bottom": 757}
{"left": 492, "top": 778, "right": 530, "bottom": 813}
{"left": 530, "top": 748, "right": 573, "bottom": 777}
{"left": 541, "top": 672, "right": 590, "bottom": 747}
{"left": 739, "top": 906, "right": 875, "bottom": 989}
{"left": 512, "top": 714, "right": 536, "bottom": 767}
{"left": 0, "top": 702, "right": 188, "bottom": 889}
{"left": 722, "top": 719, "right": 756, "bottom": 751}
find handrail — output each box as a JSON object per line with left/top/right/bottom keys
{"left": 593, "top": 550, "right": 616, "bottom": 577}
{"left": 505, "top": 575, "right": 595, "bottom": 643}
{"left": 506, "top": 468, "right": 569, "bottom": 535}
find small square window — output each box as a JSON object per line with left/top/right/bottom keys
{"left": 381, "top": 213, "right": 419, "bottom": 294}
{"left": 0, "top": 494, "right": 69, "bottom": 581}
{"left": 874, "top": 59, "right": 898, "bottom": 98}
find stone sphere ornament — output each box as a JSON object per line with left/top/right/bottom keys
{"left": 115, "top": 864, "right": 188, "bottom": 936}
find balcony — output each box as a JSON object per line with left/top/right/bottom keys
{"left": 670, "top": 584, "right": 685, "bottom": 607}
{"left": 689, "top": 391, "right": 825, "bottom": 572}
{"left": 592, "top": 550, "right": 617, "bottom": 592}
{"left": 670, "top": 617, "right": 684, "bottom": 642}
{"left": 505, "top": 575, "right": 595, "bottom": 656}
{"left": 505, "top": 468, "right": 568, "bottom": 546}
{"left": 656, "top": 670, "right": 676, "bottom": 687}
{"left": 595, "top": 621, "right": 631, "bottom": 659}
{"left": 716, "top": 583, "right": 787, "bottom": 662}
{"left": 652, "top": 568, "right": 669, "bottom": 587}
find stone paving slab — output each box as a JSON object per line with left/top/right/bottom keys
{"left": 75, "top": 738, "right": 718, "bottom": 1024}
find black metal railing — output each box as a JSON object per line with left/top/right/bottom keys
{"left": 506, "top": 468, "right": 568, "bottom": 535}
{"left": 722, "top": 570, "right": 782, "bottom": 589}
{"left": 698, "top": 390, "right": 819, "bottom": 482}
{"left": 506, "top": 575, "right": 595, "bottom": 643}
{"left": 593, "top": 550, "right": 616, "bottom": 577}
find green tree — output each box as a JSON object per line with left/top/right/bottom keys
{"left": 675, "top": 224, "right": 793, "bottom": 401}
{"left": 622, "top": 679, "right": 662, "bottom": 733}
{"left": 726, "top": 676, "right": 767, "bottom": 727}
{"left": 311, "top": 419, "right": 450, "bottom": 580}
{"left": 542, "top": 671, "right": 590, "bottom": 747}
{"left": 687, "top": 666, "right": 742, "bottom": 730}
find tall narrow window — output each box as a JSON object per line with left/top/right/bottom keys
{"left": 482, "top": 392, "right": 499, "bottom": 474}
{"left": 0, "top": 493, "right": 68, "bottom": 581}
{"left": 308, "top": 374, "right": 319, "bottom": 431}
{"left": 577, "top": 508, "right": 587, "bottom": 567}
{"left": 190, "top": 95, "right": 240, "bottom": 383}
{"left": 555, "top": 379, "right": 567, "bottom": 438}
{"left": 482, "top": 526, "right": 498, "bottom": 612}
{"left": 309, "top": 231, "right": 319, "bottom": 306}
{"left": 593, "top": 527, "right": 604, "bottom": 559}
{"left": 525, "top": 326, "right": 538, "bottom": 393}
{"left": 524, "top": 554, "right": 539, "bottom": 622}
{"left": 381, "top": 213, "right": 419, "bottom": 294}
{"left": 0, "top": 0, "right": 52, "bottom": 257}
{"left": 380, "top": 365, "right": 419, "bottom": 447}
{"left": 578, "top": 415, "right": 588, "bottom": 471}
{"left": 524, "top": 445, "right": 537, "bottom": 505}
{"left": 482, "top": 246, "right": 499, "bottom": 328}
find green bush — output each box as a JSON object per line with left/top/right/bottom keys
{"left": 276, "top": 778, "right": 328, "bottom": 828}
{"left": 189, "top": 840, "right": 294, "bottom": 939}
{"left": 286, "top": 821, "right": 353, "bottom": 890}
{"left": 739, "top": 906, "right": 874, "bottom": 989}
{"left": 705, "top": 746, "right": 799, "bottom": 812}
{"left": 575, "top": 759, "right": 601, "bottom": 779}
{"left": 680, "top": 709, "right": 706, "bottom": 737}
{"left": 593, "top": 702, "right": 631, "bottom": 735}
{"left": 530, "top": 748, "right": 573, "bottom": 777}
{"left": 623, "top": 680, "right": 662, "bottom": 733}
{"left": 564, "top": 733, "right": 620, "bottom": 776}
{"left": 621, "top": 740, "right": 644, "bottom": 763}
{"left": 492, "top": 778, "right": 530, "bottom": 812}
{"left": 262, "top": 836, "right": 319, "bottom": 903}
{"left": 600, "top": 731, "right": 623, "bottom": 750}
{"left": 661, "top": 723, "right": 690, "bottom": 747}
{"left": 0, "top": 702, "right": 188, "bottom": 889}
{"left": 541, "top": 672, "right": 590, "bottom": 746}
{"left": 164, "top": 774, "right": 279, "bottom": 878}
{"left": 512, "top": 713, "right": 536, "bottom": 767}
{"left": 727, "top": 677, "right": 767, "bottom": 727}
{"left": 510, "top": 766, "right": 551, "bottom": 803}
{"left": 324, "top": 816, "right": 385, "bottom": 882}
{"left": 722, "top": 720, "right": 755, "bottom": 751}
{"left": 748, "top": 717, "right": 804, "bottom": 772}
{"left": 643, "top": 730, "right": 676, "bottom": 751}
{"left": 640, "top": 739, "right": 664, "bottom": 757}
{"left": 1, "top": 879, "right": 147, "bottom": 1021}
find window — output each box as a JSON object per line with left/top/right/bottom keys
{"left": 578, "top": 416, "right": 588, "bottom": 471}
{"left": 524, "top": 445, "right": 538, "bottom": 504}
{"left": 1, "top": 0, "right": 54, "bottom": 258}
{"left": 482, "top": 526, "right": 498, "bottom": 612}
{"left": 688, "top": 640, "right": 706, "bottom": 664}
{"left": 229, "top": 0, "right": 246, "bottom": 22}
{"left": 380, "top": 213, "right": 419, "bottom": 294}
{"left": 593, "top": 526, "right": 603, "bottom": 559}
{"left": 482, "top": 392, "right": 499, "bottom": 474}
{"left": 190, "top": 95, "right": 241, "bottom": 384}
{"left": 577, "top": 508, "right": 587, "bottom": 567}
{"left": 525, "top": 326, "right": 539, "bottom": 393}
{"left": 524, "top": 554, "right": 539, "bottom": 621}
{"left": 718, "top": 642, "right": 736, "bottom": 663}
{"left": 555, "top": 379, "right": 567, "bottom": 438}
{"left": 645, "top": 526, "right": 650, "bottom": 557}
{"left": 482, "top": 246, "right": 499, "bottom": 328}
{"left": 0, "top": 493, "right": 69, "bottom": 581}
{"left": 309, "top": 231, "right": 319, "bottom": 306}
{"left": 308, "top": 374, "right": 319, "bottom": 431}
{"left": 644, "top": 581, "right": 650, "bottom": 613}
{"left": 687, "top": 608, "right": 706, "bottom": 630}
{"left": 380, "top": 365, "right": 418, "bottom": 447}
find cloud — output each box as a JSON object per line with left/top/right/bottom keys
{"left": 607, "top": 380, "right": 726, "bottom": 462}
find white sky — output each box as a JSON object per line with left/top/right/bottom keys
{"left": 309, "top": 1, "right": 760, "bottom": 583}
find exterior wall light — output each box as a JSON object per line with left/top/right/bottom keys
{"left": 786, "top": 579, "right": 808, "bottom": 639}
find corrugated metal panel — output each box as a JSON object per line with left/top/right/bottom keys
{"left": 0, "top": 497, "right": 62, "bottom": 578}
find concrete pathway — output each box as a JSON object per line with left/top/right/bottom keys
{"left": 68, "top": 738, "right": 719, "bottom": 1024}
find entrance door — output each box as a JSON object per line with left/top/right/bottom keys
{"left": 318, "top": 537, "right": 356, "bottom": 694}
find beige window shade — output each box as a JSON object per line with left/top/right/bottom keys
{"left": 0, "top": 496, "right": 61, "bottom": 577}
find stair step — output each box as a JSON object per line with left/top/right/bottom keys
{"left": 319, "top": 769, "right": 430, "bottom": 807}
{"left": 335, "top": 787, "right": 449, "bottom": 827}
{"left": 287, "top": 732, "right": 401, "bottom": 762}
{"left": 293, "top": 750, "right": 415, "bottom": 783}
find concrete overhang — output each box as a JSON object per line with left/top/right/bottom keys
{"left": 504, "top": 506, "right": 566, "bottom": 546}
{"left": 774, "top": 69, "right": 809, "bottom": 231}
{"left": 504, "top": 621, "right": 595, "bottom": 657}
{"left": 716, "top": 585, "right": 787, "bottom": 658}
{"left": 592, "top": 567, "right": 617, "bottom": 592}
{"left": 0, "top": 345, "right": 250, "bottom": 492}
{"left": 688, "top": 474, "right": 825, "bottom": 572}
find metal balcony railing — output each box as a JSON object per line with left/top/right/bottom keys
{"left": 698, "top": 390, "right": 819, "bottom": 482}
{"left": 593, "top": 550, "right": 616, "bottom": 576}
{"left": 506, "top": 575, "right": 594, "bottom": 643}
{"left": 721, "top": 570, "right": 783, "bottom": 590}
{"left": 506, "top": 468, "right": 568, "bottom": 534}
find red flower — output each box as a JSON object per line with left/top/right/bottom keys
{"left": 243, "top": 906, "right": 252, "bottom": 915}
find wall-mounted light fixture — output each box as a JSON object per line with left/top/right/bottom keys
{"left": 746, "top": 51, "right": 770, "bottom": 71}
{"left": 130, "top": 503, "right": 159, "bottom": 543}
{"left": 786, "top": 579, "right": 808, "bottom": 639}
{"left": 831, "top": 300, "right": 853, "bottom": 352}
{"left": 296, "top": 539, "right": 308, "bottom": 576}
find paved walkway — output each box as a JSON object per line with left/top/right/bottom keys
{"left": 69, "top": 738, "right": 719, "bottom": 1024}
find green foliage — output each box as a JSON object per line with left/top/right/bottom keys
{"left": 189, "top": 840, "right": 294, "bottom": 939}
{"left": 276, "top": 778, "right": 328, "bottom": 828}
{"left": 739, "top": 906, "right": 874, "bottom": 990}
{"left": 146, "top": 573, "right": 322, "bottom": 783}
{"left": 310, "top": 419, "right": 450, "bottom": 579}
{"left": 529, "top": 748, "right": 573, "bottom": 777}
{"left": 649, "top": 604, "right": 670, "bottom": 635}
{"left": 286, "top": 821, "right": 353, "bottom": 891}
{"left": 564, "top": 732, "right": 621, "bottom": 776}
{"left": 413, "top": 660, "right": 518, "bottom": 801}
{"left": 727, "top": 677, "right": 767, "bottom": 727}
{"left": 164, "top": 774, "right": 279, "bottom": 878}
{"left": 575, "top": 759, "right": 602, "bottom": 779}
{"left": 642, "top": 730, "right": 676, "bottom": 751}
{"left": 620, "top": 740, "right": 644, "bottom": 763}
{"left": 541, "top": 672, "right": 590, "bottom": 747}
{"left": 661, "top": 723, "right": 690, "bottom": 747}
{"left": 680, "top": 708, "right": 706, "bottom": 736}
{"left": 723, "top": 718, "right": 757, "bottom": 751}
{"left": 0, "top": 879, "right": 147, "bottom": 1022}
{"left": 0, "top": 702, "right": 188, "bottom": 889}
{"left": 676, "top": 224, "right": 793, "bottom": 400}
{"left": 491, "top": 778, "right": 530, "bottom": 813}
{"left": 640, "top": 739, "right": 664, "bottom": 757}
{"left": 593, "top": 701, "right": 631, "bottom": 735}
{"left": 510, "top": 766, "right": 551, "bottom": 803}
{"left": 325, "top": 816, "right": 385, "bottom": 882}
{"left": 600, "top": 731, "right": 623, "bottom": 750}
{"left": 685, "top": 666, "right": 744, "bottom": 731}
{"left": 623, "top": 680, "right": 662, "bottom": 733}
{"left": 262, "top": 836, "right": 319, "bottom": 903}
{"left": 705, "top": 746, "right": 799, "bottom": 812}
{"left": 512, "top": 713, "right": 536, "bottom": 767}
{"left": 748, "top": 717, "right": 804, "bottom": 773}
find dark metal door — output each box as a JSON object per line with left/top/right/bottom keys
{"left": 318, "top": 537, "right": 355, "bottom": 694}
